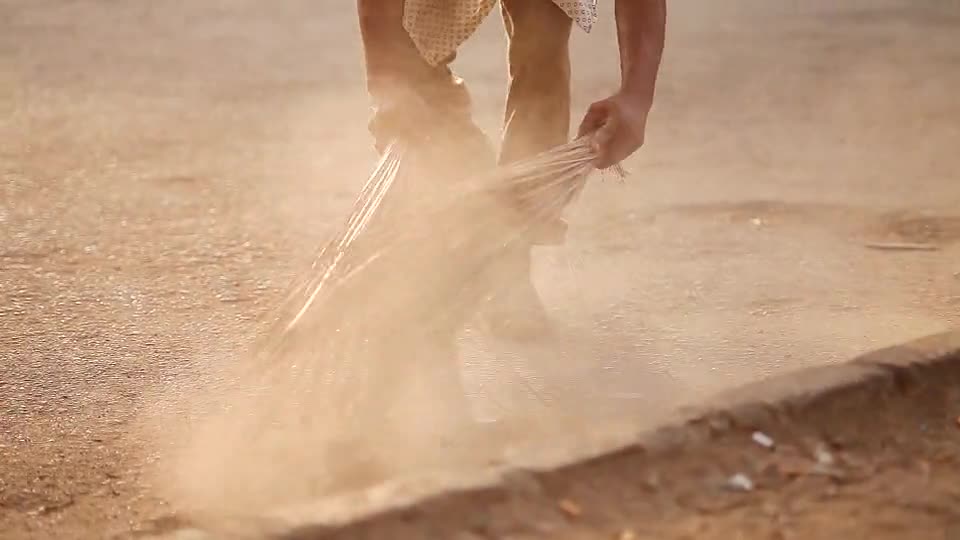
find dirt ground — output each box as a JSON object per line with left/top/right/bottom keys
{"left": 1, "top": 0, "right": 959, "bottom": 538}
{"left": 264, "top": 355, "right": 960, "bottom": 540}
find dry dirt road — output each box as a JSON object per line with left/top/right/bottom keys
{"left": 2, "top": 0, "right": 959, "bottom": 538}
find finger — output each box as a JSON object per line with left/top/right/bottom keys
{"left": 592, "top": 113, "right": 617, "bottom": 145}
{"left": 576, "top": 102, "right": 608, "bottom": 137}
{"left": 576, "top": 113, "right": 602, "bottom": 138}
{"left": 591, "top": 113, "right": 620, "bottom": 164}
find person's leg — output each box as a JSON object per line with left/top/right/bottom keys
{"left": 499, "top": 0, "right": 573, "bottom": 165}
{"left": 481, "top": 0, "right": 573, "bottom": 339}
{"left": 356, "top": 2, "right": 496, "bottom": 428}
{"left": 358, "top": 1, "right": 493, "bottom": 163}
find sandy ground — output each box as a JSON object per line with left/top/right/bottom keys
{"left": 1, "top": 0, "right": 959, "bottom": 537}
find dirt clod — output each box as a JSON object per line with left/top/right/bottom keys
{"left": 558, "top": 499, "right": 583, "bottom": 518}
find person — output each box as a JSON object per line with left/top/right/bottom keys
{"left": 357, "top": 0, "right": 666, "bottom": 340}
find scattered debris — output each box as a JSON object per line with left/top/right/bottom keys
{"left": 768, "top": 455, "right": 812, "bottom": 478}
{"left": 864, "top": 241, "right": 939, "bottom": 252}
{"left": 761, "top": 501, "right": 781, "bottom": 517}
{"left": 32, "top": 497, "right": 75, "bottom": 516}
{"left": 811, "top": 463, "right": 847, "bottom": 480}
{"left": 558, "top": 499, "right": 583, "bottom": 518}
{"left": 642, "top": 470, "right": 662, "bottom": 491}
{"left": 752, "top": 431, "right": 776, "bottom": 449}
{"left": 725, "top": 473, "right": 755, "bottom": 492}
{"left": 814, "top": 444, "right": 835, "bottom": 466}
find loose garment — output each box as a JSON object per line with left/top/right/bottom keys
{"left": 402, "top": 0, "right": 597, "bottom": 65}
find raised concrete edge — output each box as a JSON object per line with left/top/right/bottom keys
{"left": 156, "top": 330, "right": 960, "bottom": 539}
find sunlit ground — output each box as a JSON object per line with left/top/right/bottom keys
{"left": 1, "top": 0, "right": 958, "bottom": 537}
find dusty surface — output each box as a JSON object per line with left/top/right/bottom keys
{"left": 264, "top": 348, "right": 960, "bottom": 540}
{"left": 1, "top": 0, "right": 959, "bottom": 538}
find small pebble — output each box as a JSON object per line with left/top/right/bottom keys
{"left": 815, "top": 445, "right": 835, "bottom": 466}
{"left": 558, "top": 499, "right": 582, "bottom": 518}
{"left": 643, "top": 470, "right": 661, "bottom": 491}
{"left": 752, "top": 431, "right": 775, "bottom": 449}
{"left": 725, "top": 473, "right": 754, "bottom": 492}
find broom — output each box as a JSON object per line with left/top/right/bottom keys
{"left": 248, "top": 137, "right": 622, "bottom": 424}
{"left": 165, "top": 137, "right": 628, "bottom": 514}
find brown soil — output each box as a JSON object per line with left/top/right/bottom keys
{"left": 267, "top": 350, "right": 960, "bottom": 540}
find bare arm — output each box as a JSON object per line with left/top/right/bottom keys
{"left": 578, "top": 0, "right": 666, "bottom": 167}
{"left": 357, "top": 0, "right": 405, "bottom": 73}
{"left": 615, "top": 0, "right": 666, "bottom": 109}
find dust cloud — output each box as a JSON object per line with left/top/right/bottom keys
{"left": 143, "top": 0, "right": 960, "bottom": 524}
{"left": 144, "top": 139, "right": 627, "bottom": 522}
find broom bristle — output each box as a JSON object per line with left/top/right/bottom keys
{"left": 263, "top": 137, "right": 605, "bottom": 355}
{"left": 167, "top": 137, "right": 619, "bottom": 511}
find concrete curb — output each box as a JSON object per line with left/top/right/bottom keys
{"left": 156, "top": 330, "right": 960, "bottom": 539}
